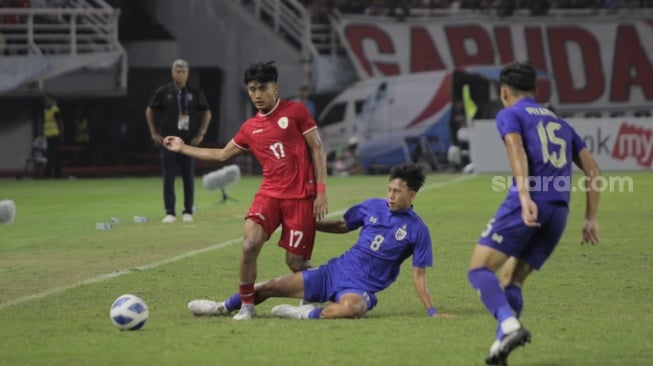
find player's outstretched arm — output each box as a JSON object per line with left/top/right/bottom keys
{"left": 574, "top": 148, "right": 601, "bottom": 244}
{"left": 412, "top": 267, "right": 455, "bottom": 318}
{"left": 163, "top": 137, "right": 242, "bottom": 162}
{"left": 316, "top": 220, "right": 350, "bottom": 234}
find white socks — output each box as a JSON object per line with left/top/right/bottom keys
{"left": 500, "top": 316, "right": 521, "bottom": 335}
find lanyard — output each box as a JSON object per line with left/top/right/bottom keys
{"left": 176, "top": 88, "right": 189, "bottom": 115}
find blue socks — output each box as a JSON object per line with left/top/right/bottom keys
{"left": 468, "top": 268, "right": 515, "bottom": 322}
{"left": 308, "top": 307, "right": 324, "bottom": 319}
{"left": 224, "top": 293, "right": 242, "bottom": 311}
{"left": 496, "top": 284, "right": 523, "bottom": 339}
{"left": 505, "top": 285, "right": 523, "bottom": 317}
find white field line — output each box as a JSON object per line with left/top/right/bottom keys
{"left": 0, "top": 174, "right": 477, "bottom": 310}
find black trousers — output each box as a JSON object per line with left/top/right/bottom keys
{"left": 45, "top": 136, "right": 61, "bottom": 178}
{"left": 160, "top": 147, "right": 195, "bottom": 216}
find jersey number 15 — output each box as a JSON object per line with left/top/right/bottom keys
{"left": 536, "top": 120, "right": 567, "bottom": 168}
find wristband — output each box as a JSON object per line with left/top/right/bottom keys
{"left": 427, "top": 307, "right": 437, "bottom": 316}
{"left": 316, "top": 183, "right": 326, "bottom": 193}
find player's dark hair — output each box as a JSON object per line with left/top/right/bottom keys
{"left": 389, "top": 163, "right": 425, "bottom": 192}
{"left": 243, "top": 61, "right": 278, "bottom": 85}
{"left": 500, "top": 62, "right": 536, "bottom": 93}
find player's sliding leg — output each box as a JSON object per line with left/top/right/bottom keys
{"left": 270, "top": 303, "right": 317, "bottom": 319}
{"left": 188, "top": 292, "right": 243, "bottom": 316}
{"left": 187, "top": 300, "right": 231, "bottom": 316}
{"left": 272, "top": 293, "right": 368, "bottom": 320}
{"left": 188, "top": 271, "right": 306, "bottom": 318}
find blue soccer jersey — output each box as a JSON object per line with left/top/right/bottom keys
{"left": 496, "top": 98, "right": 586, "bottom": 204}
{"left": 327, "top": 198, "right": 433, "bottom": 293}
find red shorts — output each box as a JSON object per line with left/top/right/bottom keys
{"left": 245, "top": 194, "right": 316, "bottom": 260}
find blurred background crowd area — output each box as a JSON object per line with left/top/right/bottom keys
{"left": 297, "top": 0, "right": 653, "bottom": 20}
{"left": 4, "top": 0, "right": 653, "bottom": 20}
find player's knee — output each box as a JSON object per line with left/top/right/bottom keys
{"left": 334, "top": 296, "right": 367, "bottom": 318}
{"left": 242, "top": 238, "right": 263, "bottom": 257}
{"left": 343, "top": 301, "right": 367, "bottom": 318}
{"left": 285, "top": 257, "right": 306, "bottom": 272}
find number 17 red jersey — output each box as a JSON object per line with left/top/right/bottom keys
{"left": 232, "top": 99, "right": 317, "bottom": 199}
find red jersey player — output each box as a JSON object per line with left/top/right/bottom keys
{"left": 163, "top": 61, "right": 328, "bottom": 320}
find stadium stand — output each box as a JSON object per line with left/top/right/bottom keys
{"left": 1, "top": 0, "right": 651, "bottom": 177}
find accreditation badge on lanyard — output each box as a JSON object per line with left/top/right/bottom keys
{"left": 177, "top": 88, "right": 192, "bottom": 131}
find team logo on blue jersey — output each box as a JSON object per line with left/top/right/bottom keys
{"left": 395, "top": 225, "right": 407, "bottom": 241}
{"left": 362, "top": 292, "right": 370, "bottom": 305}
{"left": 277, "top": 117, "right": 288, "bottom": 129}
{"left": 491, "top": 233, "right": 503, "bottom": 244}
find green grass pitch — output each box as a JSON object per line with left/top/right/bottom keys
{"left": 0, "top": 172, "right": 651, "bottom": 365}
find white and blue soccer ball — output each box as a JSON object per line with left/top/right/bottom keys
{"left": 110, "top": 294, "right": 149, "bottom": 330}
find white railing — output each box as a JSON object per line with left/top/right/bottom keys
{"left": 240, "top": 0, "right": 314, "bottom": 84}
{"left": 247, "top": 0, "right": 309, "bottom": 48}
{"left": 0, "top": 7, "right": 121, "bottom": 55}
{"left": 311, "top": 12, "right": 347, "bottom": 56}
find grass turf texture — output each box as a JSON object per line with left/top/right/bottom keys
{"left": 0, "top": 172, "right": 651, "bottom": 365}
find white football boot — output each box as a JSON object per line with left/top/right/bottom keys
{"left": 187, "top": 300, "right": 230, "bottom": 316}
{"left": 271, "top": 304, "right": 316, "bottom": 319}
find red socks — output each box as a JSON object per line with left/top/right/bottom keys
{"left": 239, "top": 283, "right": 255, "bottom": 305}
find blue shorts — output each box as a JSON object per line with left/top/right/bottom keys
{"left": 478, "top": 199, "right": 569, "bottom": 270}
{"left": 302, "top": 262, "right": 378, "bottom": 312}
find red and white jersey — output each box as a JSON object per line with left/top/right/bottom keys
{"left": 232, "top": 99, "right": 318, "bottom": 199}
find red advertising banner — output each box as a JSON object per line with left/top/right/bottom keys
{"left": 337, "top": 17, "right": 653, "bottom": 112}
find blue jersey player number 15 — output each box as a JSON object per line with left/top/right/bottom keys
{"left": 467, "top": 62, "right": 601, "bottom": 366}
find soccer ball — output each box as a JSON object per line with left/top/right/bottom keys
{"left": 110, "top": 294, "right": 149, "bottom": 330}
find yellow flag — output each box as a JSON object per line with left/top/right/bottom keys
{"left": 462, "top": 84, "right": 478, "bottom": 121}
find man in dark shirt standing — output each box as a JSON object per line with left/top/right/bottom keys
{"left": 146, "top": 59, "right": 212, "bottom": 223}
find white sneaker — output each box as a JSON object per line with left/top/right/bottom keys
{"left": 271, "top": 303, "right": 316, "bottom": 319}
{"left": 182, "top": 213, "right": 193, "bottom": 222}
{"left": 187, "top": 300, "right": 230, "bottom": 316}
{"left": 162, "top": 215, "right": 176, "bottom": 223}
{"left": 233, "top": 304, "right": 256, "bottom": 320}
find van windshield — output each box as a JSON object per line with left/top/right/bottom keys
{"left": 319, "top": 102, "right": 346, "bottom": 127}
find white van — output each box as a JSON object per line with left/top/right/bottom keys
{"left": 318, "top": 70, "right": 456, "bottom": 172}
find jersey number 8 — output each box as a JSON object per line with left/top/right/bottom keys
{"left": 370, "top": 235, "right": 384, "bottom": 251}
